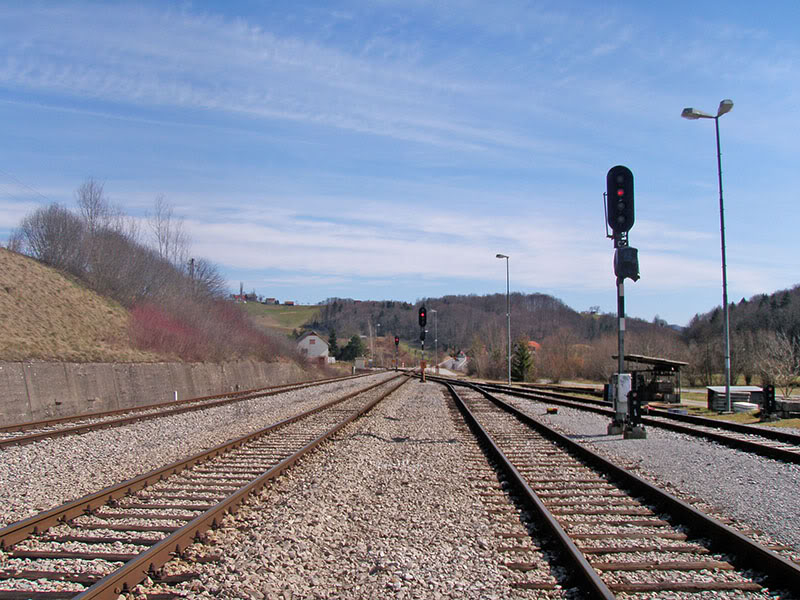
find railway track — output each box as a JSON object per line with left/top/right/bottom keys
{"left": 0, "top": 374, "right": 408, "bottom": 599}
{"left": 459, "top": 379, "right": 800, "bottom": 466}
{"left": 446, "top": 380, "right": 800, "bottom": 598}
{"left": 0, "top": 373, "right": 369, "bottom": 449}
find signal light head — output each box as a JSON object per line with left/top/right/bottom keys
{"left": 606, "top": 165, "right": 634, "bottom": 233}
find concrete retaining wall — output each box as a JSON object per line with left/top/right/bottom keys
{"left": 0, "top": 360, "right": 307, "bottom": 427}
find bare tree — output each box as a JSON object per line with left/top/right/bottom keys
{"left": 539, "top": 327, "right": 580, "bottom": 383}
{"left": 758, "top": 331, "right": 800, "bottom": 399}
{"left": 18, "top": 203, "right": 86, "bottom": 275}
{"left": 75, "top": 178, "right": 111, "bottom": 235}
{"left": 190, "top": 257, "right": 227, "bottom": 299}
{"left": 5, "top": 228, "right": 25, "bottom": 253}
{"left": 149, "top": 195, "right": 190, "bottom": 267}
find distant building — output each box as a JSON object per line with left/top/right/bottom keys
{"left": 441, "top": 351, "right": 469, "bottom": 372}
{"left": 296, "top": 331, "right": 329, "bottom": 359}
{"left": 284, "top": 300, "right": 295, "bottom": 306}
{"left": 528, "top": 341, "right": 541, "bottom": 353}
{"left": 263, "top": 298, "right": 278, "bottom": 305}
{"left": 230, "top": 292, "right": 258, "bottom": 303}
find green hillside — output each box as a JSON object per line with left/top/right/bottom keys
{"left": 242, "top": 303, "right": 320, "bottom": 334}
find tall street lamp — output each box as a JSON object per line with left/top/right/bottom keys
{"left": 682, "top": 99, "right": 734, "bottom": 412}
{"left": 376, "top": 323, "right": 381, "bottom": 368}
{"left": 496, "top": 253, "right": 511, "bottom": 385}
{"left": 430, "top": 309, "right": 438, "bottom": 374}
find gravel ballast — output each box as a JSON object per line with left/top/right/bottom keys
{"left": 137, "top": 379, "right": 574, "bottom": 599}
{"left": 0, "top": 373, "right": 396, "bottom": 527}
{"left": 3, "top": 374, "right": 798, "bottom": 598}
{"left": 497, "top": 392, "right": 800, "bottom": 555}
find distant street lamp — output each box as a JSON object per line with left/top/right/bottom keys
{"left": 681, "top": 99, "right": 734, "bottom": 412}
{"left": 430, "top": 309, "right": 438, "bottom": 373}
{"left": 496, "top": 253, "right": 511, "bottom": 385}
{"left": 376, "top": 323, "right": 381, "bottom": 367}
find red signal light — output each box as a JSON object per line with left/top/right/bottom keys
{"left": 617, "top": 188, "right": 625, "bottom": 196}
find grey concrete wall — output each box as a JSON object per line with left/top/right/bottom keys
{"left": 0, "top": 360, "right": 307, "bottom": 427}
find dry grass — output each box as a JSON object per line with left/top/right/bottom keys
{"left": 0, "top": 248, "right": 164, "bottom": 362}
{"left": 241, "top": 303, "right": 320, "bottom": 334}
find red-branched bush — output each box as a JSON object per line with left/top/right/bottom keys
{"left": 130, "top": 300, "right": 293, "bottom": 362}
{"left": 129, "top": 303, "right": 210, "bottom": 361}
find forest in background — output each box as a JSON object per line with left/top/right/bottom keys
{"left": 310, "top": 287, "right": 800, "bottom": 393}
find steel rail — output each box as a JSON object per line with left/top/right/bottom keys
{"left": 444, "top": 381, "right": 616, "bottom": 599}
{"left": 465, "top": 381, "right": 800, "bottom": 592}
{"left": 72, "top": 375, "right": 409, "bottom": 600}
{"left": 432, "top": 377, "right": 800, "bottom": 465}
{"left": 0, "top": 374, "right": 401, "bottom": 550}
{"left": 483, "top": 379, "right": 800, "bottom": 446}
{"left": 0, "top": 373, "right": 373, "bottom": 449}
{"left": 486, "top": 383, "right": 800, "bottom": 465}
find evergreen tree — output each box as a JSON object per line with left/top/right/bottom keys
{"left": 340, "top": 335, "right": 366, "bottom": 361}
{"left": 511, "top": 340, "right": 534, "bottom": 382}
{"left": 328, "top": 328, "right": 339, "bottom": 359}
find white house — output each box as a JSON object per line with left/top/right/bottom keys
{"left": 296, "top": 331, "right": 330, "bottom": 359}
{"left": 440, "top": 351, "right": 469, "bottom": 372}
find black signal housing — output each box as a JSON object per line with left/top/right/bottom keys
{"left": 606, "top": 165, "right": 634, "bottom": 233}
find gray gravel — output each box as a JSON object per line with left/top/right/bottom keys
{"left": 136, "top": 379, "right": 577, "bottom": 599}
{"left": 0, "top": 372, "right": 397, "bottom": 528}
{"left": 498, "top": 392, "right": 800, "bottom": 556}
{"left": 3, "top": 374, "right": 798, "bottom": 598}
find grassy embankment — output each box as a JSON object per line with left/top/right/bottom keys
{"left": 0, "top": 247, "right": 162, "bottom": 362}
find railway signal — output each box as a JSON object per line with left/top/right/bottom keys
{"left": 606, "top": 165, "right": 634, "bottom": 233}
{"left": 418, "top": 306, "right": 427, "bottom": 381}
{"left": 604, "top": 165, "right": 644, "bottom": 439}
{"left": 394, "top": 336, "right": 399, "bottom": 347}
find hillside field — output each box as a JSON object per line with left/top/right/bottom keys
{"left": 241, "top": 302, "right": 320, "bottom": 335}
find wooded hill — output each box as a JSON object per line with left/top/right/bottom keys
{"left": 308, "top": 294, "right": 686, "bottom": 382}
{"left": 683, "top": 284, "right": 800, "bottom": 388}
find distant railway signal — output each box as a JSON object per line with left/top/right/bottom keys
{"left": 607, "top": 165, "right": 634, "bottom": 233}
{"left": 419, "top": 306, "right": 427, "bottom": 327}
{"left": 394, "top": 336, "right": 399, "bottom": 347}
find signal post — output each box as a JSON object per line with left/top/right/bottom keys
{"left": 605, "top": 166, "right": 644, "bottom": 439}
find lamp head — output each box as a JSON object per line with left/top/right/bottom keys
{"left": 681, "top": 107, "right": 713, "bottom": 120}
{"left": 496, "top": 253, "right": 508, "bottom": 259}
{"left": 717, "top": 99, "right": 733, "bottom": 117}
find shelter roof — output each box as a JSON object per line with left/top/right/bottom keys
{"left": 613, "top": 354, "right": 689, "bottom": 370}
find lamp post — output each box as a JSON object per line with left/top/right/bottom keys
{"left": 496, "top": 253, "right": 511, "bottom": 385}
{"left": 430, "top": 309, "right": 438, "bottom": 374}
{"left": 376, "top": 323, "right": 381, "bottom": 368}
{"left": 682, "top": 99, "right": 734, "bottom": 412}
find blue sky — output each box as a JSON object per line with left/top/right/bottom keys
{"left": 1, "top": 1, "right": 799, "bottom": 326}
